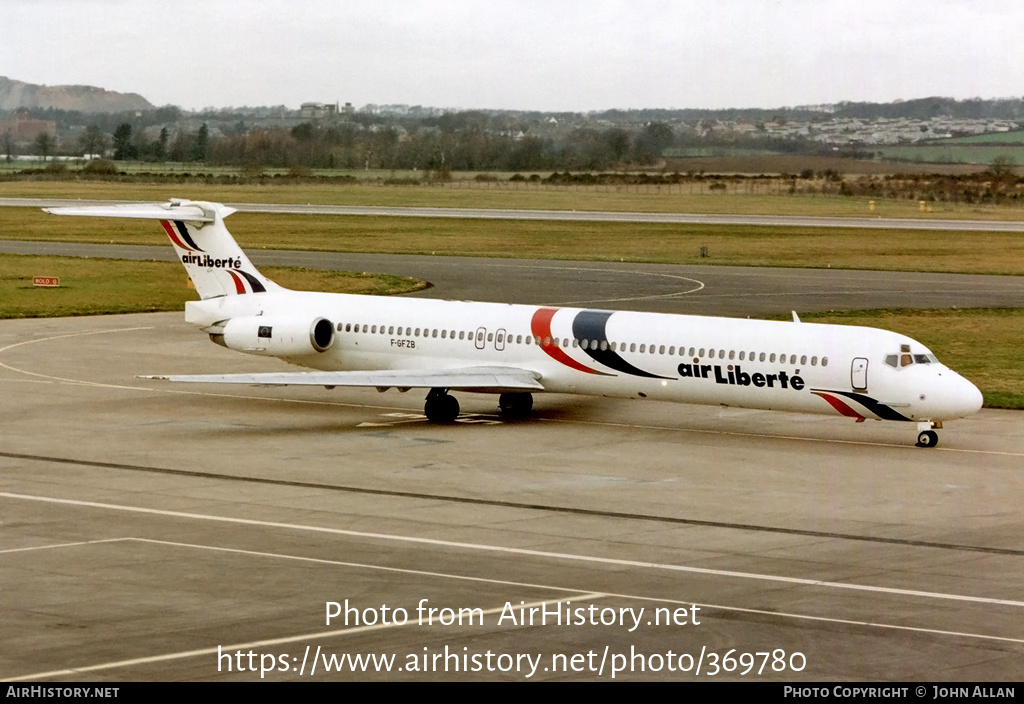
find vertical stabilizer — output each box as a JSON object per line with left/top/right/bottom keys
{"left": 159, "top": 200, "right": 279, "bottom": 299}
{"left": 45, "top": 199, "right": 282, "bottom": 300}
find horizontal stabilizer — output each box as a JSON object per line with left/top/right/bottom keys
{"left": 44, "top": 200, "right": 236, "bottom": 222}
{"left": 147, "top": 366, "right": 545, "bottom": 393}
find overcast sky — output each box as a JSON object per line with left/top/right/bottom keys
{"left": 4, "top": 0, "right": 1023, "bottom": 112}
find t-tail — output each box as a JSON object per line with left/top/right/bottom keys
{"left": 44, "top": 199, "right": 280, "bottom": 299}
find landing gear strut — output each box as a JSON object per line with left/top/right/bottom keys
{"left": 424, "top": 388, "right": 460, "bottom": 423}
{"left": 498, "top": 392, "right": 534, "bottom": 418}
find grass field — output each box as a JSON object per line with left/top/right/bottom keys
{"left": 0, "top": 253, "right": 425, "bottom": 318}
{"left": 927, "top": 130, "right": 1024, "bottom": 145}
{"left": 874, "top": 144, "right": 1024, "bottom": 165}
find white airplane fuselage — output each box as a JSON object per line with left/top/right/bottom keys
{"left": 185, "top": 287, "right": 982, "bottom": 426}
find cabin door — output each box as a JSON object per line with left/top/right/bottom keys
{"left": 851, "top": 357, "right": 869, "bottom": 391}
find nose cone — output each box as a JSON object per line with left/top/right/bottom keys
{"left": 943, "top": 372, "right": 983, "bottom": 419}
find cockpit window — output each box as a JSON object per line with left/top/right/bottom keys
{"left": 888, "top": 349, "right": 939, "bottom": 368}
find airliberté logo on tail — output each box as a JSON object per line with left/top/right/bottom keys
{"left": 180, "top": 252, "right": 243, "bottom": 269}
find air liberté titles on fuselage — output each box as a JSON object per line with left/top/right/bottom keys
{"left": 680, "top": 362, "right": 805, "bottom": 390}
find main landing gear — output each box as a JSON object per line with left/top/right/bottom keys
{"left": 498, "top": 392, "right": 533, "bottom": 419}
{"left": 422, "top": 390, "right": 535, "bottom": 423}
{"left": 424, "top": 388, "right": 460, "bottom": 423}
{"left": 915, "top": 421, "right": 942, "bottom": 448}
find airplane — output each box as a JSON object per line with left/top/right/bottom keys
{"left": 44, "top": 199, "right": 983, "bottom": 448}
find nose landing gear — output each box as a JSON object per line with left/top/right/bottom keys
{"left": 915, "top": 421, "right": 942, "bottom": 448}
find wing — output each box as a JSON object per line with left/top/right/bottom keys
{"left": 143, "top": 366, "right": 544, "bottom": 394}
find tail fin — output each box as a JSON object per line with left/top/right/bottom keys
{"left": 44, "top": 199, "right": 281, "bottom": 300}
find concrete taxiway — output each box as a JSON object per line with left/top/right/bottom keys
{"left": 1, "top": 308, "right": 1022, "bottom": 681}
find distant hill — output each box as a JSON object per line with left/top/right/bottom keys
{"left": 0, "top": 76, "right": 153, "bottom": 113}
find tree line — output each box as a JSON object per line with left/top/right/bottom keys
{"left": 101, "top": 119, "right": 677, "bottom": 172}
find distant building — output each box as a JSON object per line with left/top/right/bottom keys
{"left": 0, "top": 112, "right": 57, "bottom": 141}
{"left": 300, "top": 102, "right": 339, "bottom": 119}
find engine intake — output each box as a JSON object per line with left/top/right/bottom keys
{"left": 214, "top": 316, "right": 335, "bottom": 356}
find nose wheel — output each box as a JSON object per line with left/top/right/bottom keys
{"left": 916, "top": 430, "right": 939, "bottom": 448}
